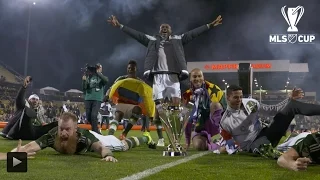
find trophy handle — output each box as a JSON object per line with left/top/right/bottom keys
{"left": 178, "top": 115, "right": 190, "bottom": 143}
{"left": 281, "top": 6, "right": 291, "bottom": 26}
{"left": 293, "top": 6, "right": 304, "bottom": 26}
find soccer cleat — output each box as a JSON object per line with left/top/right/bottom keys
{"left": 254, "top": 144, "right": 283, "bottom": 159}
{"left": 0, "top": 132, "right": 6, "bottom": 138}
{"left": 143, "top": 132, "right": 156, "bottom": 149}
{"left": 157, "top": 138, "right": 165, "bottom": 147}
{"left": 119, "top": 133, "right": 126, "bottom": 140}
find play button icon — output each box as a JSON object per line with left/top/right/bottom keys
{"left": 13, "top": 157, "right": 22, "bottom": 167}
{"left": 7, "top": 152, "right": 27, "bottom": 172}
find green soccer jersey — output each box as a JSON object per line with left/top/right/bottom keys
{"left": 35, "top": 127, "right": 99, "bottom": 154}
{"left": 292, "top": 132, "right": 320, "bottom": 164}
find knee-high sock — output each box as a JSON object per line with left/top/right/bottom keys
{"left": 108, "top": 119, "right": 119, "bottom": 135}
{"left": 145, "top": 117, "right": 150, "bottom": 132}
{"left": 154, "top": 119, "right": 163, "bottom": 139}
{"left": 123, "top": 122, "right": 134, "bottom": 135}
{"left": 125, "top": 136, "right": 148, "bottom": 150}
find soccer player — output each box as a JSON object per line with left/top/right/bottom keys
{"left": 276, "top": 132, "right": 311, "bottom": 153}
{"left": 12, "top": 112, "right": 156, "bottom": 162}
{"left": 1, "top": 76, "right": 58, "bottom": 140}
{"left": 104, "top": 60, "right": 145, "bottom": 137}
{"left": 277, "top": 131, "right": 320, "bottom": 171}
{"left": 220, "top": 85, "right": 320, "bottom": 159}
{"left": 89, "top": 130, "right": 156, "bottom": 152}
{"left": 182, "top": 68, "right": 226, "bottom": 151}
{"left": 105, "top": 60, "right": 164, "bottom": 144}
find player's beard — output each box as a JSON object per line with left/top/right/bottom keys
{"left": 54, "top": 133, "right": 78, "bottom": 155}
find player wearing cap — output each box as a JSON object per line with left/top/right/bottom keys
{"left": 0, "top": 76, "right": 58, "bottom": 140}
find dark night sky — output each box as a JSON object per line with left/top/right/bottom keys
{"left": 0, "top": 0, "right": 319, "bottom": 93}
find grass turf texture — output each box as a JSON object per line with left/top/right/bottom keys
{"left": 0, "top": 130, "right": 319, "bottom": 180}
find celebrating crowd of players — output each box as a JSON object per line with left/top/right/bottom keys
{"left": 0, "top": 14, "right": 319, "bottom": 172}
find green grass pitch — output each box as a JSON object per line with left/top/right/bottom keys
{"left": 0, "top": 130, "right": 319, "bottom": 180}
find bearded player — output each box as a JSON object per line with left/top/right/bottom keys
{"left": 107, "top": 15, "right": 222, "bottom": 148}
{"left": 182, "top": 68, "right": 226, "bottom": 151}
{"left": 12, "top": 112, "right": 156, "bottom": 162}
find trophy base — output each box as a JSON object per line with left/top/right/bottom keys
{"left": 162, "top": 151, "right": 187, "bottom": 157}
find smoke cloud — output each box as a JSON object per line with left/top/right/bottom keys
{"left": 0, "top": 0, "right": 319, "bottom": 92}
{"left": 106, "top": 39, "right": 146, "bottom": 65}
{"left": 106, "top": 0, "right": 159, "bottom": 22}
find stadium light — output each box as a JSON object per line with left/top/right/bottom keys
{"left": 222, "top": 79, "right": 225, "bottom": 82}
{"left": 254, "top": 78, "right": 257, "bottom": 82}
{"left": 287, "top": 81, "right": 289, "bottom": 84}
{"left": 33, "top": 2, "right": 36, "bottom": 5}
{"left": 225, "top": 82, "right": 227, "bottom": 85}
{"left": 255, "top": 82, "right": 258, "bottom": 85}
{"left": 227, "top": 85, "right": 229, "bottom": 88}
{"left": 265, "top": 92, "right": 268, "bottom": 94}
{"left": 256, "top": 84, "right": 258, "bottom": 87}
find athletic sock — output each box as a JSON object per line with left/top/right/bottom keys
{"left": 108, "top": 119, "right": 119, "bottom": 135}
{"left": 123, "top": 122, "right": 133, "bottom": 135}
{"left": 125, "top": 136, "right": 146, "bottom": 149}
{"left": 156, "top": 125, "right": 164, "bottom": 139}
{"left": 146, "top": 117, "right": 150, "bottom": 132}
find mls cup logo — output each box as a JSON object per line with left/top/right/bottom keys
{"left": 281, "top": 5, "right": 304, "bottom": 32}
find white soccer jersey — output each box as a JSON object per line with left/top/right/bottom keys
{"left": 89, "top": 130, "right": 126, "bottom": 152}
{"left": 220, "top": 98, "right": 290, "bottom": 151}
{"left": 277, "top": 132, "right": 311, "bottom": 152}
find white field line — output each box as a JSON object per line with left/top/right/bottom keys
{"left": 118, "top": 151, "right": 211, "bottom": 180}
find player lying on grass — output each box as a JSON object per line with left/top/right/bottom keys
{"left": 11, "top": 112, "right": 156, "bottom": 162}
{"left": 276, "top": 132, "right": 311, "bottom": 153}
{"left": 277, "top": 131, "right": 320, "bottom": 171}
{"left": 182, "top": 68, "right": 225, "bottom": 151}
{"left": 220, "top": 85, "right": 320, "bottom": 159}
{"left": 0, "top": 140, "right": 35, "bottom": 160}
{"left": 89, "top": 130, "right": 156, "bottom": 152}
{"left": 216, "top": 132, "right": 312, "bottom": 155}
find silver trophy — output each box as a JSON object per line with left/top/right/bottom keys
{"left": 281, "top": 5, "right": 304, "bottom": 32}
{"left": 157, "top": 103, "right": 190, "bottom": 156}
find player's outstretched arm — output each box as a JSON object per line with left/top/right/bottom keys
{"left": 107, "top": 15, "right": 151, "bottom": 47}
{"left": 277, "top": 148, "right": 311, "bottom": 171}
{"left": 0, "top": 153, "right": 8, "bottom": 161}
{"left": 181, "top": 15, "right": 222, "bottom": 45}
{"left": 91, "top": 141, "right": 118, "bottom": 162}
{"left": 11, "top": 141, "right": 41, "bottom": 154}
{"left": 3, "top": 140, "right": 37, "bottom": 160}
{"left": 259, "top": 88, "right": 303, "bottom": 116}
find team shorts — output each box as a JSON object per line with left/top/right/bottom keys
{"left": 152, "top": 74, "right": 181, "bottom": 100}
